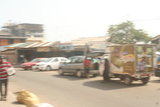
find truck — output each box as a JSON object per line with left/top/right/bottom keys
{"left": 101, "top": 44, "right": 155, "bottom": 85}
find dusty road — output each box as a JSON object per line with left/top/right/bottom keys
{"left": 10, "top": 69, "right": 160, "bottom": 107}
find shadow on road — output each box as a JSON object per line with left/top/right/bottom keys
{"left": 17, "top": 69, "right": 31, "bottom": 72}
{"left": 150, "top": 79, "right": 160, "bottom": 83}
{"left": 83, "top": 79, "right": 145, "bottom": 91}
{"left": 12, "top": 101, "right": 24, "bottom": 105}
{"left": 32, "top": 70, "right": 57, "bottom": 73}
{"left": 53, "top": 74, "right": 87, "bottom": 81}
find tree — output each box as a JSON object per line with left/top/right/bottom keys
{"left": 107, "top": 21, "right": 151, "bottom": 44}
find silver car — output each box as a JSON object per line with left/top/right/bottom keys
{"left": 58, "top": 56, "right": 100, "bottom": 77}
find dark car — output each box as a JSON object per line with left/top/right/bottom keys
{"left": 58, "top": 56, "right": 100, "bottom": 77}
{"left": 21, "top": 58, "right": 47, "bottom": 70}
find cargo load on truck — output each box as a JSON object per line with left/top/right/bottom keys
{"left": 102, "top": 44, "right": 155, "bottom": 85}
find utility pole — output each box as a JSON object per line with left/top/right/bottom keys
{"left": 84, "top": 43, "right": 89, "bottom": 56}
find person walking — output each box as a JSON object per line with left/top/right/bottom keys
{"left": 0, "top": 56, "right": 12, "bottom": 101}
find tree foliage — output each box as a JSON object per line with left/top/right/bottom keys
{"left": 107, "top": 21, "right": 151, "bottom": 44}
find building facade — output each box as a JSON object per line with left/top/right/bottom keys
{"left": 152, "top": 35, "right": 160, "bottom": 50}
{"left": 2, "top": 23, "right": 43, "bottom": 37}
{"left": 0, "top": 31, "right": 26, "bottom": 46}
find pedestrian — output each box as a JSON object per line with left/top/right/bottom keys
{"left": 92, "top": 58, "right": 99, "bottom": 70}
{"left": 0, "top": 56, "right": 12, "bottom": 101}
{"left": 137, "top": 57, "right": 146, "bottom": 71}
{"left": 103, "top": 58, "right": 110, "bottom": 80}
{"left": 83, "top": 57, "right": 91, "bottom": 78}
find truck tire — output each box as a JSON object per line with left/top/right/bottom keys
{"left": 120, "top": 76, "right": 125, "bottom": 81}
{"left": 124, "top": 76, "right": 132, "bottom": 85}
{"left": 141, "top": 77, "right": 149, "bottom": 85}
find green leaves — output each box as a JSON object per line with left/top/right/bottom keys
{"left": 108, "top": 21, "right": 151, "bottom": 44}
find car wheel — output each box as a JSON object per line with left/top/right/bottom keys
{"left": 92, "top": 74, "right": 98, "bottom": 77}
{"left": 24, "top": 68, "right": 28, "bottom": 70}
{"left": 76, "top": 71, "right": 82, "bottom": 77}
{"left": 58, "top": 69, "right": 64, "bottom": 75}
{"left": 46, "top": 66, "right": 52, "bottom": 71}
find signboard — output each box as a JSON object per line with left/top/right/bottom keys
{"left": 110, "top": 45, "right": 135, "bottom": 74}
{"left": 56, "top": 44, "right": 74, "bottom": 50}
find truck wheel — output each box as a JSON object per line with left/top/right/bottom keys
{"left": 141, "top": 77, "right": 149, "bottom": 85}
{"left": 120, "top": 76, "right": 125, "bottom": 81}
{"left": 124, "top": 76, "right": 132, "bottom": 85}
{"left": 58, "top": 69, "right": 64, "bottom": 75}
{"left": 76, "top": 71, "right": 82, "bottom": 77}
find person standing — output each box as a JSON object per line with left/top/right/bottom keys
{"left": 0, "top": 56, "right": 12, "bottom": 101}
{"left": 103, "top": 58, "right": 110, "bottom": 81}
{"left": 83, "top": 57, "right": 91, "bottom": 78}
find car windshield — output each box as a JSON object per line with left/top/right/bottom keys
{"left": 42, "top": 58, "right": 53, "bottom": 62}
{"left": 31, "top": 58, "right": 46, "bottom": 62}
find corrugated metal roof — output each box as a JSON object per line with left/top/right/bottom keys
{"left": 29, "top": 41, "right": 59, "bottom": 47}
{"left": 7, "top": 43, "right": 26, "bottom": 48}
{"left": 24, "top": 42, "right": 40, "bottom": 48}
{"left": 4, "top": 42, "right": 58, "bottom": 49}
{"left": 0, "top": 46, "right": 9, "bottom": 51}
{"left": 6, "top": 42, "right": 34, "bottom": 48}
{"left": 152, "top": 35, "right": 160, "bottom": 40}
{"left": 0, "top": 36, "right": 27, "bottom": 39}
{"left": 41, "top": 42, "right": 56, "bottom": 47}
{"left": 31, "top": 42, "right": 49, "bottom": 47}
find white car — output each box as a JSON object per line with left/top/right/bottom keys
{"left": 33, "top": 57, "right": 68, "bottom": 71}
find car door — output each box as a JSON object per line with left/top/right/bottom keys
{"left": 61, "top": 57, "right": 73, "bottom": 72}
{"left": 67, "top": 56, "right": 84, "bottom": 73}
{"left": 50, "top": 58, "right": 59, "bottom": 69}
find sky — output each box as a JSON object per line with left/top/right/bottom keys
{"left": 0, "top": 0, "right": 160, "bottom": 42}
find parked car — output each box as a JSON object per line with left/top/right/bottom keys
{"left": 33, "top": 57, "right": 68, "bottom": 71}
{"left": 21, "top": 58, "right": 47, "bottom": 70}
{"left": 58, "top": 56, "right": 100, "bottom": 77}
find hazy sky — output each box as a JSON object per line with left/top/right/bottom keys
{"left": 1, "top": 0, "right": 160, "bottom": 42}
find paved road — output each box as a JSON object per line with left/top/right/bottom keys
{"left": 10, "top": 69, "right": 160, "bottom": 107}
